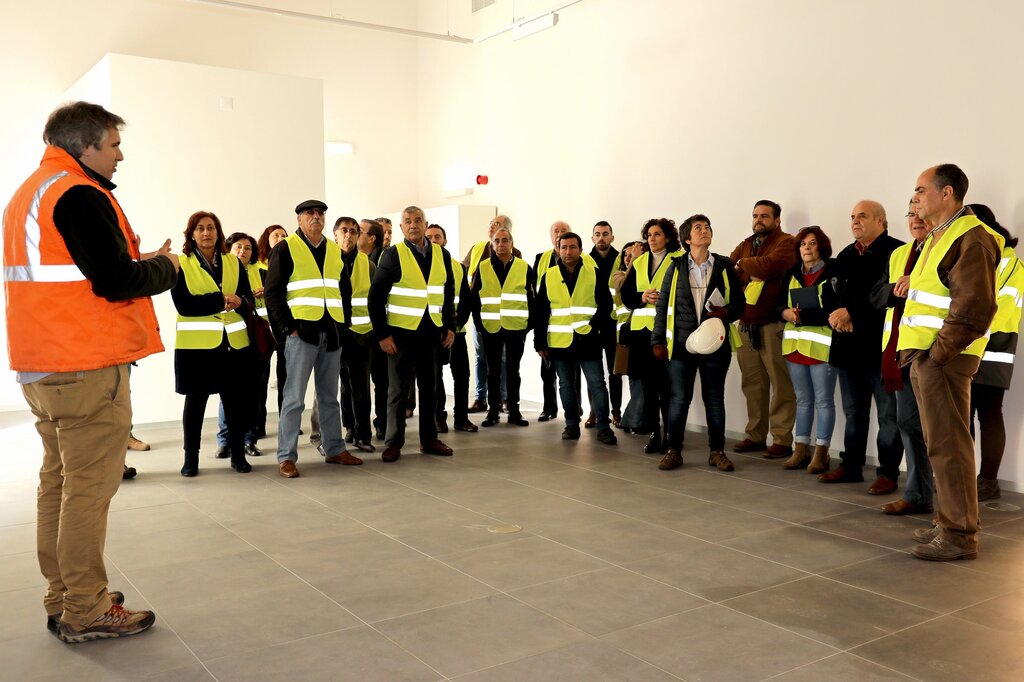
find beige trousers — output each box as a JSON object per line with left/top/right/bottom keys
{"left": 22, "top": 365, "right": 130, "bottom": 625}
{"left": 736, "top": 322, "right": 796, "bottom": 445}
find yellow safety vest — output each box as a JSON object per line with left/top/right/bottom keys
{"left": 880, "top": 243, "right": 914, "bottom": 351}
{"left": 663, "top": 258, "right": 741, "bottom": 359}
{"left": 467, "top": 241, "right": 488, "bottom": 281}
{"left": 175, "top": 253, "right": 249, "bottom": 350}
{"left": 478, "top": 257, "right": 530, "bottom": 333}
{"left": 284, "top": 234, "right": 345, "bottom": 323}
{"left": 545, "top": 261, "right": 598, "bottom": 348}
{"left": 978, "top": 246, "right": 1024, "bottom": 377}
{"left": 245, "top": 264, "right": 267, "bottom": 319}
{"left": 780, "top": 274, "right": 831, "bottom": 362}
{"left": 630, "top": 249, "right": 684, "bottom": 331}
{"left": 348, "top": 250, "right": 372, "bottom": 334}
{"left": 898, "top": 216, "right": 1003, "bottom": 357}
{"left": 452, "top": 259, "right": 467, "bottom": 334}
{"left": 535, "top": 249, "right": 556, "bottom": 291}
{"left": 387, "top": 241, "right": 447, "bottom": 330}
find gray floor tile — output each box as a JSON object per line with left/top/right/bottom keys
{"left": 603, "top": 604, "right": 836, "bottom": 681}
{"left": 805, "top": 507, "right": 934, "bottom": 550}
{"left": 453, "top": 639, "right": 680, "bottom": 681}
{"left": 715, "top": 484, "right": 864, "bottom": 524}
{"left": 952, "top": 588, "right": 1024, "bottom": 634}
{"left": 722, "top": 525, "right": 894, "bottom": 573}
{"left": 0, "top": 523, "right": 35, "bottom": 558}
{"left": 723, "top": 575, "right": 936, "bottom": 648}
{"left": 437, "top": 535, "right": 610, "bottom": 590}
{"left": 103, "top": 523, "right": 255, "bottom": 572}
{"left": 511, "top": 566, "right": 707, "bottom": 635}
{"left": 375, "top": 594, "right": 588, "bottom": 677}
{"left": 770, "top": 653, "right": 917, "bottom": 681}
{"left": 0, "top": 550, "right": 44, "bottom": 594}
{"left": 143, "top": 663, "right": 218, "bottom": 681}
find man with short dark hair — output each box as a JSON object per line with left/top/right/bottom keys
{"left": 4, "top": 101, "right": 178, "bottom": 642}
{"left": 819, "top": 201, "right": 904, "bottom": 490}
{"left": 536, "top": 220, "right": 573, "bottom": 422}
{"left": 901, "top": 164, "right": 1001, "bottom": 561}
{"left": 589, "top": 220, "right": 622, "bottom": 427}
{"left": 377, "top": 217, "right": 393, "bottom": 251}
{"left": 369, "top": 206, "right": 457, "bottom": 462}
{"left": 535, "top": 232, "right": 616, "bottom": 445}
{"left": 729, "top": 201, "right": 798, "bottom": 459}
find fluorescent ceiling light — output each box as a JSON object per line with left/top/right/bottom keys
{"left": 512, "top": 12, "right": 558, "bottom": 41}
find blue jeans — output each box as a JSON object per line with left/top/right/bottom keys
{"left": 667, "top": 347, "right": 731, "bottom": 451}
{"left": 217, "top": 401, "right": 256, "bottom": 447}
{"left": 473, "top": 326, "right": 506, "bottom": 402}
{"left": 837, "top": 366, "right": 903, "bottom": 475}
{"left": 786, "top": 360, "right": 837, "bottom": 446}
{"left": 552, "top": 356, "right": 609, "bottom": 429}
{"left": 277, "top": 333, "right": 345, "bottom": 463}
{"left": 896, "top": 369, "right": 933, "bottom": 505}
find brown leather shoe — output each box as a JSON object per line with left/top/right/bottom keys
{"left": 584, "top": 412, "right": 597, "bottom": 429}
{"left": 709, "top": 450, "right": 735, "bottom": 472}
{"left": 818, "top": 467, "right": 863, "bottom": 484}
{"left": 881, "top": 499, "right": 933, "bottom": 515}
{"left": 868, "top": 475, "right": 898, "bottom": 495}
{"left": 612, "top": 413, "right": 622, "bottom": 428}
{"left": 912, "top": 536, "right": 978, "bottom": 561}
{"left": 454, "top": 420, "right": 479, "bottom": 432}
{"left": 381, "top": 447, "right": 401, "bottom": 463}
{"left": 763, "top": 443, "right": 792, "bottom": 460}
{"left": 420, "top": 440, "right": 453, "bottom": 456}
{"left": 278, "top": 460, "right": 299, "bottom": 478}
{"left": 325, "top": 451, "right": 363, "bottom": 465}
{"left": 732, "top": 438, "right": 767, "bottom": 453}
{"left": 658, "top": 449, "right": 683, "bottom": 470}
{"left": 468, "top": 399, "right": 487, "bottom": 413}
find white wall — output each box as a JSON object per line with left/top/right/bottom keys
{"left": 414, "top": 0, "right": 1024, "bottom": 488}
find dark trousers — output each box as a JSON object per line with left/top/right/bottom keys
{"left": 340, "top": 331, "right": 372, "bottom": 441}
{"left": 597, "top": 324, "right": 622, "bottom": 415}
{"left": 970, "top": 383, "right": 1006, "bottom": 480}
{"left": 436, "top": 332, "right": 470, "bottom": 425}
{"left": 837, "top": 366, "right": 903, "bottom": 477}
{"left": 370, "top": 342, "right": 389, "bottom": 435}
{"left": 184, "top": 388, "right": 248, "bottom": 457}
{"left": 911, "top": 353, "right": 981, "bottom": 551}
{"left": 896, "top": 367, "right": 933, "bottom": 506}
{"left": 666, "top": 346, "right": 731, "bottom": 451}
{"left": 631, "top": 329, "right": 669, "bottom": 432}
{"left": 482, "top": 329, "right": 527, "bottom": 418}
{"left": 256, "top": 357, "right": 271, "bottom": 437}
{"left": 386, "top": 327, "right": 441, "bottom": 450}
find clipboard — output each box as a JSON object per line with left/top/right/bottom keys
{"left": 790, "top": 286, "right": 821, "bottom": 310}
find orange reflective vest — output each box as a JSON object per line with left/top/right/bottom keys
{"left": 3, "top": 146, "right": 163, "bottom": 372}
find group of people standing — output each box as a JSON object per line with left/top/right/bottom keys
{"left": 4, "top": 101, "right": 1017, "bottom": 645}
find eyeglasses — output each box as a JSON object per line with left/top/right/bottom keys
{"left": 338, "top": 227, "right": 359, "bottom": 235}
{"left": 905, "top": 212, "right": 915, "bottom": 218}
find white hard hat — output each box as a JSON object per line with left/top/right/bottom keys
{"left": 685, "top": 317, "right": 726, "bottom": 355}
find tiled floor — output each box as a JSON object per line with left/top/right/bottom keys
{"left": 1, "top": 407, "right": 1022, "bottom": 681}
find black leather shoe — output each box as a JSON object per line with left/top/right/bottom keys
{"left": 507, "top": 416, "right": 529, "bottom": 427}
{"left": 644, "top": 432, "right": 665, "bottom": 455}
{"left": 561, "top": 425, "right": 581, "bottom": 440}
{"left": 436, "top": 421, "right": 449, "bottom": 434}
{"left": 353, "top": 439, "right": 376, "bottom": 453}
{"left": 454, "top": 421, "right": 479, "bottom": 432}
{"left": 122, "top": 464, "right": 137, "bottom": 480}
{"left": 181, "top": 452, "right": 198, "bottom": 477}
{"left": 230, "top": 456, "right": 252, "bottom": 473}
{"left": 375, "top": 428, "right": 386, "bottom": 441}
{"left": 215, "top": 445, "right": 230, "bottom": 459}
{"left": 538, "top": 412, "right": 557, "bottom": 422}
{"left": 244, "top": 443, "right": 262, "bottom": 457}
{"left": 597, "top": 428, "right": 617, "bottom": 445}
{"left": 481, "top": 416, "right": 500, "bottom": 427}
{"left": 344, "top": 430, "right": 355, "bottom": 443}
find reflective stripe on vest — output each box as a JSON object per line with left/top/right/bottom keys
{"left": 630, "top": 249, "right": 683, "bottom": 331}
{"left": 780, "top": 275, "right": 831, "bottom": 362}
{"left": 898, "top": 216, "right": 1003, "bottom": 357}
{"left": 545, "top": 262, "right": 598, "bottom": 348}
{"left": 880, "top": 243, "right": 913, "bottom": 351}
{"left": 976, "top": 246, "right": 1024, "bottom": 384}
{"left": 387, "top": 241, "right": 446, "bottom": 330}
{"left": 284, "top": 234, "right": 345, "bottom": 323}
{"left": 478, "top": 257, "right": 530, "bottom": 333}
{"left": 175, "top": 254, "right": 249, "bottom": 350}
{"left": 348, "top": 251, "right": 372, "bottom": 334}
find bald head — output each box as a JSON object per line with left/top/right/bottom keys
{"left": 850, "top": 200, "right": 887, "bottom": 246}
{"left": 550, "top": 220, "right": 570, "bottom": 247}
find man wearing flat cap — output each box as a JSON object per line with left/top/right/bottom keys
{"left": 265, "top": 199, "right": 360, "bottom": 478}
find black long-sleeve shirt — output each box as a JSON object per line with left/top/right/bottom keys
{"left": 533, "top": 260, "right": 613, "bottom": 357}
{"left": 264, "top": 229, "right": 352, "bottom": 350}
{"left": 469, "top": 254, "right": 537, "bottom": 331}
{"left": 52, "top": 160, "right": 176, "bottom": 301}
{"left": 368, "top": 238, "right": 456, "bottom": 341}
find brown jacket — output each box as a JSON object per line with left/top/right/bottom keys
{"left": 729, "top": 228, "right": 798, "bottom": 325}
{"left": 900, "top": 214, "right": 1001, "bottom": 366}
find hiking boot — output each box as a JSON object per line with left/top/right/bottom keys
{"left": 57, "top": 603, "right": 156, "bottom": 643}
{"left": 658, "top": 450, "right": 683, "bottom": 470}
{"left": 126, "top": 434, "right": 150, "bottom": 452}
{"left": 48, "top": 591, "right": 124, "bottom": 635}
{"left": 709, "top": 450, "right": 734, "bottom": 472}
{"left": 913, "top": 523, "right": 940, "bottom": 544}
{"left": 912, "top": 536, "right": 978, "bottom": 561}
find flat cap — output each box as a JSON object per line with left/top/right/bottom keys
{"left": 295, "top": 199, "right": 328, "bottom": 214}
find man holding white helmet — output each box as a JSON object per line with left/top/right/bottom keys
{"left": 652, "top": 215, "right": 745, "bottom": 471}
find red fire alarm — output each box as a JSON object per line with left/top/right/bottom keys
{"left": 476, "top": 175, "right": 489, "bottom": 185}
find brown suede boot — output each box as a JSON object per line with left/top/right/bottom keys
{"left": 807, "top": 444, "right": 830, "bottom": 474}
{"left": 782, "top": 442, "right": 810, "bottom": 470}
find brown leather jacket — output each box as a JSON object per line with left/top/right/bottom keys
{"left": 729, "top": 228, "right": 798, "bottom": 325}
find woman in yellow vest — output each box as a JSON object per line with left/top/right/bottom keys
{"left": 256, "top": 224, "right": 289, "bottom": 426}
{"left": 619, "top": 218, "right": 685, "bottom": 454}
{"left": 612, "top": 241, "right": 645, "bottom": 434}
{"left": 777, "top": 226, "right": 841, "bottom": 474}
{"left": 171, "top": 211, "right": 256, "bottom": 477}
{"left": 651, "top": 215, "right": 745, "bottom": 472}
{"left": 967, "top": 205, "right": 1023, "bottom": 501}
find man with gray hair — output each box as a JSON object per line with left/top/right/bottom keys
{"left": 369, "top": 206, "right": 458, "bottom": 462}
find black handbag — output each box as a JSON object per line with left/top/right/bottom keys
{"left": 241, "top": 301, "right": 275, "bottom": 362}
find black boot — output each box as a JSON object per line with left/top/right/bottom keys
{"left": 181, "top": 451, "right": 199, "bottom": 477}
{"left": 230, "top": 449, "right": 252, "bottom": 473}
{"left": 644, "top": 429, "right": 665, "bottom": 455}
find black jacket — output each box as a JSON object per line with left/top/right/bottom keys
{"left": 652, "top": 253, "right": 744, "bottom": 350}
